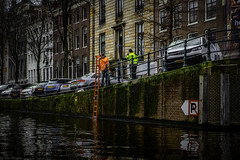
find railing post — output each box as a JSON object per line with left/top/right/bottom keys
{"left": 183, "top": 40, "right": 187, "bottom": 67}
{"left": 117, "top": 61, "right": 120, "bottom": 83}
{"left": 147, "top": 52, "right": 150, "bottom": 76}
{"left": 207, "top": 29, "right": 211, "bottom": 61}
{"left": 163, "top": 45, "right": 167, "bottom": 72}
{"left": 131, "top": 55, "right": 133, "bottom": 80}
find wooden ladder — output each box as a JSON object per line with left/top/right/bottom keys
{"left": 93, "top": 55, "right": 101, "bottom": 121}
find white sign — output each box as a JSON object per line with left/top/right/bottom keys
{"left": 181, "top": 100, "right": 199, "bottom": 116}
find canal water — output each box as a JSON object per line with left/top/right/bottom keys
{"left": 0, "top": 111, "right": 240, "bottom": 160}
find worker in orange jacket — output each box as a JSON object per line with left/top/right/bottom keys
{"left": 100, "top": 53, "right": 110, "bottom": 86}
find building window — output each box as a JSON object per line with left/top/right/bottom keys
{"left": 56, "top": 37, "right": 59, "bottom": 53}
{"left": 159, "top": 10, "right": 167, "bottom": 31}
{"left": 116, "top": 0, "right": 123, "bottom": 19}
{"left": 100, "top": 0, "right": 105, "bottom": 24}
{"left": 188, "top": 0, "right": 198, "bottom": 24}
{"left": 115, "top": 28, "right": 123, "bottom": 59}
{"left": 136, "top": 23, "right": 144, "bottom": 60}
{"left": 205, "top": 28, "right": 216, "bottom": 42}
{"left": 82, "top": 27, "right": 87, "bottom": 47}
{"left": 188, "top": 32, "right": 198, "bottom": 39}
{"left": 136, "top": 0, "right": 144, "bottom": 11}
{"left": 100, "top": 33, "right": 105, "bottom": 55}
{"left": 75, "top": 58, "right": 80, "bottom": 78}
{"left": 174, "top": 4, "right": 182, "bottom": 28}
{"left": 159, "top": 0, "right": 167, "bottom": 6}
{"left": 82, "top": 55, "right": 87, "bottom": 75}
{"left": 75, "top": 10, "right": 79, "bottom": 23}
{"left": 206, "top": 0, "right": 216, "bottom": 20}
{"left": 75, "top": 29, "right": 79, "bottom": 49}
{"left": 82, "top": 7, "right": 87, "bottom": 20}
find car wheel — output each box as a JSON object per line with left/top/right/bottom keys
{"left": 90, "top": 82, "right": 95, "bottom": 86}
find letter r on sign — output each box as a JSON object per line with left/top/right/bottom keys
{"left": 189, "top": 100, "right": 199, "bottom": 116}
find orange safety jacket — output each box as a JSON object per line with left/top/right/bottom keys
{"left": 100, "top": 56, "right": 109, "bottom": 71}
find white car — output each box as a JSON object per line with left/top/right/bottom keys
{"left": 166, "top": 37, "right": 222, "bottom": 70}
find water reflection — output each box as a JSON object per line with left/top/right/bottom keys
{"left": 0, "top": 111, "right": 240, "bottom": 159}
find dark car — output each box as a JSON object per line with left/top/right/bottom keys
{"left": 10, "top": 84, "right": 32, "bottom": 98}
{"left": 0, "top": 84, "right": 15, "bottom": 94}
{"left": 44, "top": 78, "right": 71, "bottom": 95}
{"left": 32, "top": 82, "right": 48, "bottom": 96}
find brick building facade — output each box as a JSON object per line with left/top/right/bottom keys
{"left": 53, "top": 1, "right": 90, "bottom": 79}
{"left": 155, "top": 0, "right": 225, "bottom": 50}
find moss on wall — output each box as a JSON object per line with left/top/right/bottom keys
{"left": 1, "top": 59, "right": 240, "bottom": 125}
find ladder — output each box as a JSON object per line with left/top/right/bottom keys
{"left": 93, "top": 55, "right": 101, "bottom": 120}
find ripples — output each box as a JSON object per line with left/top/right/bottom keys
{"left": 1, "top": 111, "right": 240, "bottom": 159}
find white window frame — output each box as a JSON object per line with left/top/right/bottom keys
{"left": 82, "top": 7, "right": 87, "bottom": 20}
{"left": 75, "top": 29, "right": 79, "bottom": 49}
{"left": 82, "top": 27, "right": 87, "bottom": 48}
{"left": 188, "top": 0, "right": 198, "bottom": 25}
{"left": 136, "top": 23, "right": 144, "bottom": 59}
{"left": 205, "top": 0, "right": 216, "bottom": 21}
{"left": 159, "top": 9, "right": 167, "bottom": 32}
{"left": 159, "top": 0, "right": 167, "bottom": 6}
{"left": 75, "top": 10, "right": 79, "bottom": 23}
{"left": 205, "top": 28, "right": 216, "bottom": 42}
{"left": 173, "top": 4, "right": 182, "bottom": 29}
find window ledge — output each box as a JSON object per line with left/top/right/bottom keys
{"left": 75, "top": 48, "right": 79, "bottom": 51}
{"left": 159, "top": 29, "right": 167, "bottom": 33}
{"left": 205, "top": 17, "right": 216, "bottom": 22}
{"left": 188, "top": 22, "right": 198, "bottom": 26}
{"left": 82, "top": 46, "right": 87, "bottom": 48}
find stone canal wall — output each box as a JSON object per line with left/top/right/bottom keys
{"left": 1, "top": 59, "right": 240, "bottom": 126}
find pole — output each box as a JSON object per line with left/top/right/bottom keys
{"left": 147, "top": 52, "right": 150, "bottom": 76}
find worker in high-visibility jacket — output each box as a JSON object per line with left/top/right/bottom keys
{"left": 100, "top": 53, "right": 110, "bottom": 86}
{"left": 126, "top": 49, "right": 138, "bottom": 79}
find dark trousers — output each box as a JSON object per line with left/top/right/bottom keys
{"left": 102, "top": 69, "right": 110, "bottom": 86}
{"left": 130, "top": 64, "right": 137, "bottom": 79}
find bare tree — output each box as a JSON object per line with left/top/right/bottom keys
{"left": 8, "top": 0, "right": 29, "bottom": 84}
{"left": 26, "top": 6, "right": 50, "bottom": 83}
{"left": 44, "top": 0, "right": 79, "bottom": 78}
{"left": 0, "top": 0, "right": 9, "bottom": 84}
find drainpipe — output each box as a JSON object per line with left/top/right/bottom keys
{"left": 153, "top": 0, "right": 156, "bottom": 56}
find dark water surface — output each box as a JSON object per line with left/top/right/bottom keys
{"left": 0, "top": 111, "right": 240, "bottom": 160}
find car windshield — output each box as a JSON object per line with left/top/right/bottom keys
{"left": 168, "top": 40, "right": 184, "bottom": 51}
{"left": 25, "top": 85, "right": 37, "bottom": 89}
{"left": 81, "top": 73, "right": 93, "bottom": 78}
{"left": 0, "top": 85, "right": 8, "bottom": 89}
{"left": 168, "top": 37, "right": 202, "bottom": 51}
{"left": 48, "top": 80, "right": 58, "bottom": 84}
{"left": 187, "top": 37, "right": 201, "bottom": 46}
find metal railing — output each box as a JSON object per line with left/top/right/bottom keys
{"left": 106, "top": 29, "right": 240, "bottom": 83}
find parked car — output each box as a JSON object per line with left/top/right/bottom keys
{"left": 20, "top": 84, "right": 38, "bottom": 98}
{"left": 0, "top": 87, "right": 14, "bottom": 98}
{"left": 60, "top": 80, "right": 79, "bottom": 93}
{"left": 10, "top": 84, "right": 32, "bottom": 98}
{"left": 44, "top": 78, "right": 71, "bottom": 95}
{"left": 32, "top": 81, "right": 48, "bottom": 96}
{"left": 166, "top": 37, "right": 222, "bottom": 70}
{"left": 76, "top": 73, "right": 129, "bottom": 88}
{"left": 0, "top": 84, "right": 15, "bottom": 94}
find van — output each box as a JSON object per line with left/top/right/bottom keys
{"left": 166, "top": 37, "right": 222, "bottom": 70}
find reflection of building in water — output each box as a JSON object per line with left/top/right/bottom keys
{"left": 180, "top": 133, "right": 199, "bottom": 158}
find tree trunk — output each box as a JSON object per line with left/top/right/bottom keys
{"left": 0, "top": 49, "right": 3, "bottom": 84}
{"left": 37, "top": 59, "right": 40, "bottom": 83}
{"left": 15, "top": 60, "right": 19, "bottom": 84}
